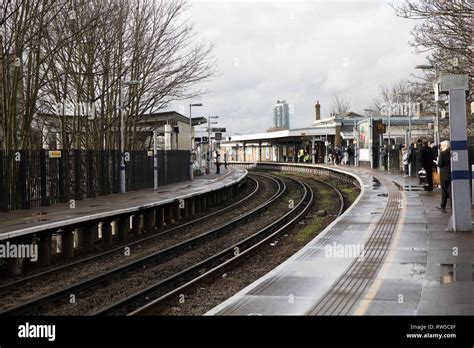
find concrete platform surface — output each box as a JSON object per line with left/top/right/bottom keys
{"left": 0, "top": 167, "right": 246, "bottom": 241}
{"left": 206, "top": 164, "right": 474, "bottom": 316}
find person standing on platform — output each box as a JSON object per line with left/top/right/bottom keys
{"left": 334, "top": 146, "right": 341, "bottom": 165}
{"left": 437, "top": 140, "right": 451, "bottom": 211}
{"left": 402, "top": 145, "right": 409, "bottom": 176}
{"left": 298, "top": 148, "right": 305, "bottom": 163}
{"left": 346, "top": 146, "right": 353, "bottom": 166}
{"left": 224, "top": 153, "right": 228, "bottom": 169}
{"left": 304, "top": 151, "right": 310, "bottom": 163}
{"left": 380, "top": 146, "right": 387, "bottom": 170}
{"left": 419, "top": 140, "right": 434, "bottom": 191}
{"left": 215, "top": 151, "right": 221, "bottom": 174}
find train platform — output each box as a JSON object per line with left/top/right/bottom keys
{"left": 0, "top": 167, "right": 246, "bottom": 241}
{"left": 206, "top": 164, "right": 474, "bottom": 316}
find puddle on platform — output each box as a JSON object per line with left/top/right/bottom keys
{"left": 372, "top": 178, "right": 382, "bottom": 190}
{"left": 29, "top": 212, "right": 48, "bottom": 217}
{"left": 24, "top": 218, "right": 49, "bottom": 224}
{"left": 439, "top": 264, "right": 474, "bottom": 283}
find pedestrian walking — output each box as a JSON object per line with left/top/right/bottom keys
{"left": 437, "top": 140, "right": 451, "bottom": 211}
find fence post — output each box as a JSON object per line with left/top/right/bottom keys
{"left": 74, "top": 150, "right": 81, "bottom": 200}
{"left": 58, "top": 149, "right": 65, "bottom": 203}
{"left": 0, "top": 150, "right": 4, "bottom": 211}
{"left": 19, "top": 150, "right": 29, "bottom": 209}
{"left": 40, "top": 149, "right": 48, "bottom": 206}
{"left": 87, "top": 150, "right": 95, "bottom": 198}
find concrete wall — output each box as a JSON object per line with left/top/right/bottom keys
{"left": 176, "top": 121, "right": 192, "bottom": 151}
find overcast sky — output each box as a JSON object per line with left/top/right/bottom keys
{"left": 169, "top": 0, "right": 426, "bottom": 136}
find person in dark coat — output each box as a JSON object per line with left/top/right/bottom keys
{"left": 215, "top": 151, "right": 221, "bottom": 174}
{"left": 437, "top": 140, "right": 451, "bottom": 210}
{"left": 419, "top": 140, "right": 434, "bottom": 191}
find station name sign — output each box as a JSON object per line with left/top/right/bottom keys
{"left": 210, "top": 128, "right": 226, "bottom": 133}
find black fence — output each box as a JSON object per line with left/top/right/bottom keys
{"left": 0, "top": 150, "right": 190, "bottom": 212}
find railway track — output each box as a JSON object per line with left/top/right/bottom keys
{"left": 0, "top": 175, "right": 263, "bottom": 295}
{"left": 0, "top": 174, "right": 287, "bottom": 315}
{"left": 96, "top": 175, "right": 314, "bottom": 316}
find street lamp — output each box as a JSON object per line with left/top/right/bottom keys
{"left": 416, "top": 64, "right": 439, "bottom": 149}
{"left": 207, "top": 116, "right": 219, "bottom": 174}
{"left": 120, "top": 79, "right": 141, "bottom": 193}
{"left": 397, "top": 91, "right": 413, "bottom": 179}
{"left": 189, "top": 103, "right": 203, "bottom": 180}
{"left": 364, "top": 108, "right": 374, "bottom": 169}
{"left": 387, "top": 99, "right": 392, "bottom": 171}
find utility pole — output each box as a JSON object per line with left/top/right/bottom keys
{"left": 153, "top": 130, "right": 158, "bottom": 190}
{"left": 189, "top": 103, "right": 203, "bottom": 180}
{"left": 207, "top": 116, "right": 219, "bottom": 174}
{"left": 119, "top": 80, "right": 141, "bottom": 193}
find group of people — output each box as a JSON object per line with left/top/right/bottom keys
{"left": 297, "top": 148, "right": 312, "bottom": 163}
{"left": 297, "top": 146, "right": 354, "bottom": 165}
{"left": 327, "top": 146, "right": 354, "bottom": 166}
{"left": 401, "top": 139, "right": 451, "bottom": 211}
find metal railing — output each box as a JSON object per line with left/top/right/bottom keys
{"left": 0, "top": 150, "right": 190, "bottom": 211}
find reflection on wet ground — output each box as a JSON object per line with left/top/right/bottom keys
{"left": 440, "top": 264, "right": 474, "bottom": 283}
{"left": 372, "top": 178, "right": 381, "bottom": 190}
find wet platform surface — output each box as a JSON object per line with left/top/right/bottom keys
{"left": 206, "top": 165, "right": 474, "bottom": 316}
{"left": 0, "top": 167, "right": 246, "bottom": 241}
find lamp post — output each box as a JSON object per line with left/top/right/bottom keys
{"left": 189, "top": 103, "right": 203, "bottom": 180}
{"left": 153, "top": 130, "right": 158, "bottom": 190}
{"left": 416, "top": 64, "right": 439, "bottom": 150}
{"left": 354, "top": 119, "right": 359, "bottom": 166}
{"left": 120, "top": 79, "right": 141, "bottom": 193}
{"left": 207, "top": 116, "right": 219, "bottom": 174}
{"left": 324, "top": 122, "right": 328, "bottom": 164}
{"left": 387, "top": 99, "right": 391, "bottom": 171}
{"left": 398, "top": 90, "right": 412, "bottom": 176}
{"left": 364, "top": 108, "right": 373, "bottom": 169}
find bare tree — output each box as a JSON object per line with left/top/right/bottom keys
{"left": 393, "top": 1, "right": 472, "bottom": 76}
{"left": 1, "top": 0, "right": 214, "bottom": 151}
{"left": 329, "top": 95, "right": 351, "bottom": 116}
{"left": 393, "top": 0, "right": 474, "bottom": 131}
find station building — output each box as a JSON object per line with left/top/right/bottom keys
{"left": 220, "top": 101, "right": 442, "bottom": 169}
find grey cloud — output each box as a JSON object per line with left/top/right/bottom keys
{"left": 170, "top": 0, "right": 425, "bottom": 135}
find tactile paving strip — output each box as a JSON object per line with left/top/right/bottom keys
{"left": 307, "top": 174, "right": 402, "bottom": 315}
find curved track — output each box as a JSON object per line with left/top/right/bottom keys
{"left": 1, "top": 174, "right": 286, "bottom": 315}
{"left": 0, "top": 177, "right": 262, "bottom": 294}
{"left": 97, "top": 175, "right": 314, "bottom": 316}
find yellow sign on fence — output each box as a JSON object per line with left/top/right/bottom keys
{"left": 48, "top": 151, "right": 62, "bottom": 158}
